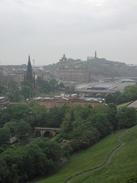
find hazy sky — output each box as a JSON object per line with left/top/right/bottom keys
{"left": 0, "top": 0, "right": 137, "bottom": 65}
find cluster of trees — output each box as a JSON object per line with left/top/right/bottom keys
{"left": 36, "top": 78, "right": 65, "bottom": 94}
{"left": 0, "top": 103, "right": 66, "bottom": 128}
{"left": 59, "top": 105, "right": 137, "bottom": 152}
{"left": 106, "top": 85, "right": 137, "bottom": 104}
{"left": 0, "top": 103, "right": 136, "bottom": 149}
{"left": 0, "top": 103, "right": 137, "bottom": 182}
{"left": 0, "top": 103, "right": 67, "bottom": 145}
{"left": 0, "top": 120, "right": 32, "bottom": 146}
{"left": 0, "top": 128, "right": 10, "bottom": 146}
{"left": 0, "top": 139, "right": 64, "bottom": 183}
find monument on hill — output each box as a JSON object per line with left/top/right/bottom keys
{"left": 60, "top": 54, "right": 67, "bottom": 62}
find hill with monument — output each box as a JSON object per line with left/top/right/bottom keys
{"left": 44, "top": 52, "right": 137, "bottom": 84}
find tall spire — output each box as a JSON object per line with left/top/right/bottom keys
{"left": 26, "top": 55, "right": 33, "bottom": 82}
{"left": 95, "top": 50, "right": 97, "bottom": 59}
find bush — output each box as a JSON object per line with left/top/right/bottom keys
{"left": 0, "top": 139, "right": 65, "bottom": 182}
{"left": 117, "top": 107, "right": 137, "bottom": 129}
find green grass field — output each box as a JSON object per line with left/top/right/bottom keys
{"left": 38, "top": 126, "right": 137, "bottom": 183}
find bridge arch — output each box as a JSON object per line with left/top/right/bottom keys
{"left": 34, "top": 127, "right": 60, "bottom": 138}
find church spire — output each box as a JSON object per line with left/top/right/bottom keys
{"left": 26, "top": 55, "right": 33, "bottom": 82}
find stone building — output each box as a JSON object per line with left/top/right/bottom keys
{"left": 52, "top": 55, "right": 90, "bottom": 83}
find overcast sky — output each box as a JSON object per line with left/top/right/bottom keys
{"left": 0, "top": 0, "right": 137, "bottom": 65}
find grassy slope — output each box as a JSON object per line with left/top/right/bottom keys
{"left": 79, "top": 126, "right": 137, "bottom": 183}
{"left": 38, "top": 126, "right": 137, "bottom": 183}
{"left": 117, "top": 102, "right": 131, "bottom": 108}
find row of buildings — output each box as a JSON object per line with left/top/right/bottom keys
{"left": 0, "top": 56, "right": 53, "bottom": 85}
{"left": 75, "top": 79, "right": 136, "bottom": 97}
{"left": 0, "top": 54, "right": 137, "bottom": 97}
{"left": 1, "top": 53, "right": 137, "bottom": 85}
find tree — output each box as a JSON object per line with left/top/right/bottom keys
{"left": 92, "top": 112, "right": 112, "bottom": 138}
{"left": 0, "top": 84, "right": 7, "bottom": 95}
{"left": 4, "top": 121, "right": 17, "bottom": 137}
{"left": 107, "top": 104, "right": 117, "bottom": 130}
{"left": 127, "top": 175, "right": 137, "bottom": 183}
{"left": 48, "top": 79, "right": 58, "bottom": 91}
{"left": 23, "top": 144, "right": 48, "bottom": 178}
{"left": 47, "top": 106, "right": 66, "bottom": 127}
{"left": 72, "top": 119, "right": 100, "bottom": 147}
{"left": 0, "top": 128, "right": 10, "bottom": 146}
{"left": 106, "top": 85, "right": 137, "bottom": 105}
{"left": 0, "top": 159, "right": 10, "bottom": 183}
{"left": 14, "top": 120, "right": 32, "bottom": 141}
{"left": 21, "top": 82, "right": 33, "bottom": 99}
{"left": 61, "top": 110, "right": 74, "bottom": 138}
{"left": 117, "top": 107, "right": 137, "bottom": 129}
{"left": 6, "top": 81, "right": 22, "bottom": 102}
{"left": 5, "top": 104, "right": 31, "bottom": 121}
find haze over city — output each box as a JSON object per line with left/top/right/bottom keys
{"left": 0, "top": 0, "right": 137, "bottom": 65}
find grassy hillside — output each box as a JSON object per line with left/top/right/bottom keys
{"left": 117, "top": 102, "right": 131, "bottom": 108}
{"left": 38, "top": 125, "right": 137, "bottom": 183}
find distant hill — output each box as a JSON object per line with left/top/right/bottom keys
{"left": 44, "top": 57, "right": 137, "bottom": 83}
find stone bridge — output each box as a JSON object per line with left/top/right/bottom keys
{"left": 34, "top": 127, "right": 60, "bottom": 138}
